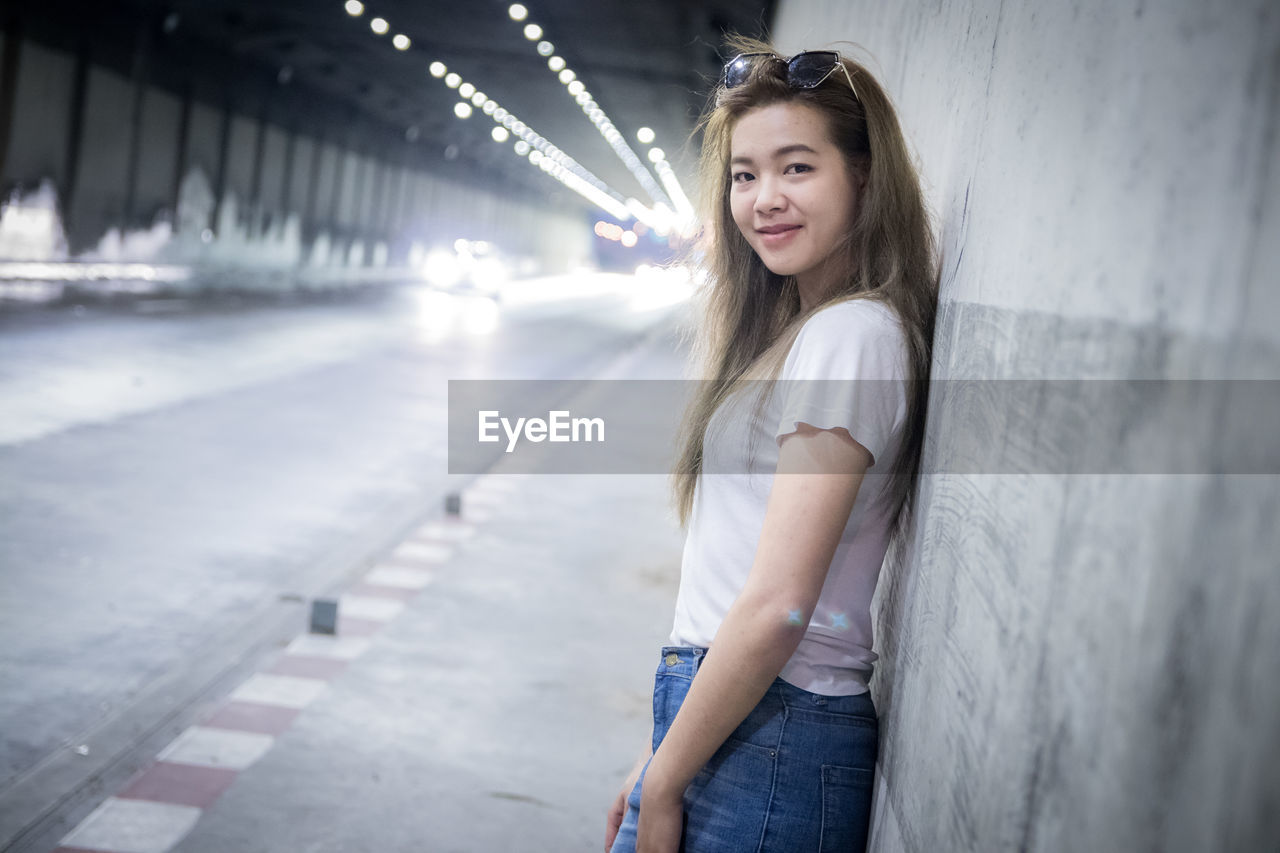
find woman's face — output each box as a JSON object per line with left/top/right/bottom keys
{"left": 728, "top": 102, "right": 862, "bottom": 296}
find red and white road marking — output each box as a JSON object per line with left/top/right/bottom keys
{"left": 54, "top": 476, "right": 517, "bottom": 853}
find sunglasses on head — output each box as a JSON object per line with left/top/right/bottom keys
{"left": 722, "top": 50, "right": 859, "bottom": 101}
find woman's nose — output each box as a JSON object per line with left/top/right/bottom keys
{"left": 754, "top": 176, "right": 786, "bottom": 213}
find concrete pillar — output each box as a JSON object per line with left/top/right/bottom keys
{"left": 0, "top": 17, "right": 21, "bottom": 184}
{"left": 770, "top": 2, "right": 1280, "bottom": 851}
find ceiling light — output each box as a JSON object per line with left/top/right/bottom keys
{"left": 392, "top": 34, "right": 410, "bottom": 50}
{"left": 548, "top": 56, "right": 565, "bottom": 71}
{"left": 637, "top": 127, "right": 655, "bottom": 144}
{"left": 536, "top": 40, "right": 554, "bottom": 56}
{"left": 472, "top": 91, "right": 487, "bottom": 106}
{"left": 558, "top": 69, "right": 575, "bottom": 84}
{"left": 648, "top": 147, "right": 665, "bottom": 162}
{"left": 454, "top": 102, "right": 472, "bottom": 119}
{"left": 523, "top": 23, "right": 542, "bottom": 40}
{"left": 370, "top": 17, "right": 388, "bottom": 35}
{"left": 482, "top": 100, "right": 497, "bottom": 115}
{"left": 514, "top": 140, "right": 530, "bottom": 156}
{"left": 493, "top": 107, "right": 508, "bottom": 120}
{"left": 458, "top": 82, "right": 475, "bottom": 98}
{"left": 529, "top": 150, "right": 544, "bottom": 165}
{"left": 445, "top": 72, "right": 461, "bottom": 88}
{"left": 508, "top": 4, "right": 528, "bottom": 21}
{"left": 492, "top": 127, "right": 510, "bottom": 142}
{"left": 344, "top": 1, "right": 364, "bottom": 16}
{"left": 429, "top": 62, "right": 446, "bottom": 78}
{"left": 567, "top": 80, "right": 585, "bottom": 96}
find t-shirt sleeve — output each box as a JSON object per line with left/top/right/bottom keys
{"left": 773, "top": 301, "right": 910, "bottom": 467}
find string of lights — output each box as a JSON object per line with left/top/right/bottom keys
{"left": 506, "top": 4, "right": 698, "bottom": 236}
{"left": 505, "top": 4, "right": 674, "bottom": 213}
{"left": 342, "top": 1, "right": 653, "bottom": 227}
{"left": 426, "top": 62, "right": 635, "bottom": 223}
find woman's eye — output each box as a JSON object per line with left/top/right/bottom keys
{"left": 785, "top": 163, "right": 813, "bottom": 175}
{"left": 731, "top": 171, "right": 754, "bottom": 184}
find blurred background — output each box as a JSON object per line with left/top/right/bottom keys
{"left": 1, "top": 1, "right": 1277, "bottom": 852}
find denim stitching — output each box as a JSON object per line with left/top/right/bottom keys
{"left": 752, "top": 682, "right": 784, "bottom": 852}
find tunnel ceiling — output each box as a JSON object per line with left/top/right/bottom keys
{"left": 12, "top": 0, "right": 776, "bottom": 214}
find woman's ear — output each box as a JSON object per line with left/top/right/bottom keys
{"left": 852, "top": 160, "right": 870, "bottom": 193}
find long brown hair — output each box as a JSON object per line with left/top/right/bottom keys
{"left": 671, "top": 35, "right": 937, "bottom": 532}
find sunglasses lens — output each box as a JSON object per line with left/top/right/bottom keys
{"left": 788, "top": 51, "right": 840, "bottom": 87}
{"left": 724, "top": 58, "right": 749, "bottom": 87}
{"left": 723, "top": 55, "right": 758, "bottom": 88}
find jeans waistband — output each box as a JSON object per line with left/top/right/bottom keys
{"left": 658, "top": 645, "right": 708, "bottom": 679}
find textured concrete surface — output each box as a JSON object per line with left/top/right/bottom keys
{"left": 771, "top": 2, "right": 1280, "bottom": 851}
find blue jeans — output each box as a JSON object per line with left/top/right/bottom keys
{"left": 610, "top": 646, "right": 878, "bottom": 853}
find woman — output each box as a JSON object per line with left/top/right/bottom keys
{"left": 606, "top": 36, "right": 937, "bottom": 853}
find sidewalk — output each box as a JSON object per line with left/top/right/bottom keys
{"left": 52, "top": 323, "right": 692, "bottom": 853}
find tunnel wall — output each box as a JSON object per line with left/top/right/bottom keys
{"left": 0, "top": 29, "right": 592, "bottom": 276}
{"left": 771, "top": 1, "right": 1279, "bottom": 851}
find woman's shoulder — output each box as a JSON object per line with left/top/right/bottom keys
{"left": 798, "top": 296, "right": 905, "bottom": 342}
{"left": 778, "top": 296, "right": 910, "bottom": 382}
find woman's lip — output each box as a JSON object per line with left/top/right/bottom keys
{"left": 757, "top": 225, "right": 801, "bottom": 246}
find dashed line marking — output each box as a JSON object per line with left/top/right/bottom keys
{"left": 157, "top": 726, "right": 275, "bottom": 771}
{"left": 365, "top": 565, "right": 434, "bottom": 589}
{"left": 285, "top": 634, "right": 372, "bottom": 661}
{"left": 338, "top": 594, "right": 406, "bottom": 623}
{"left": 230, "top": 673, "right": 328, "bottom": 710}
{"left": 59, "top": 797, "right": 202, "bottom": 853}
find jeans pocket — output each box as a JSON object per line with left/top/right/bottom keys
{"left": 683, "top": 738, "right": 777, "bottom": 852}
{"left": 819, "top": 764, "right": 873, "bottom": 853}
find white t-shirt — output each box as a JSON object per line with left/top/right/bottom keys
{"left": 668, "top": 298, "right": 910, "bottom": 696}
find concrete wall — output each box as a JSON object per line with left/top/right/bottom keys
{"left": 0, "top": 30, "right": 593, "bottom": 273}
{"left": 772, "top": 1, "right": 1278, "bottom": 851}
{"left": 5, "top": 41, "right": 71, "bottom": 191}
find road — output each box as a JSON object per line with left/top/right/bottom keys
{"left": 0, "top": 274, "right": 690, "bottom": 849}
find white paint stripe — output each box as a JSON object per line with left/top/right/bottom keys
{"left": 158, "top": 726, "right": 275, "bottom": 771}
{"left": 415, "top": 521, "right": 476, "bottom": 541}
{"left": 339, "top": 595, "right": 405, "bottom": 622}
{"left": 60, "top": 797, "right": 201, "bottom": 853}
{"left": 365, "top": 566, "right": 433, "bottom": 589}
{"left": 462, "top": 485, "right": 505, "bottom": 501}
{"left": 286, "top": 634, "right": 372, "bottom": 661}
{"left": 466, "top": 476, "right": 519, "bottom": 495}
{"left": 230, "top": 673, "right": 328, "bottom": 709}
{"left": 391, "top": 541, "right": 453, "bottom": 563}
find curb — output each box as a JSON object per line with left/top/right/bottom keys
{"left": 49, "top": 477, "right": 514, "bottom": 853}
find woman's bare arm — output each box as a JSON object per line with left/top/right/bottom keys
{"left": 639, "top": 423, "right": 871, "bottom": 804}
